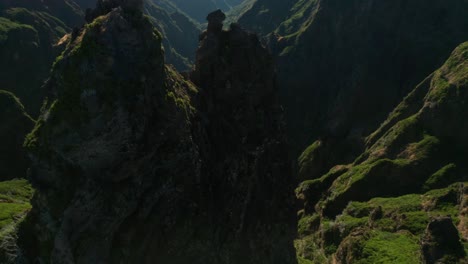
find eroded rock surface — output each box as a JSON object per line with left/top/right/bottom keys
{"left": 17, "top": 6, "right": 296, "bottom": 264}
{"left": 421, "top": 217, "right": 466, "bottom": 263}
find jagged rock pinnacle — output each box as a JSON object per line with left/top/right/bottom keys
{"left": 206, "top": 9, "right": 226, "bottom": 33}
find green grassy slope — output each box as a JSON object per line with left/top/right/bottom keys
{"left": 295, "top": 42, "right": 468, "bottom": 263}
{"left": 0, "top": 179, "right": 34, "bottom": 262}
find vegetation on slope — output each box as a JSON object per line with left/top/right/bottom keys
{"left": 0, "top": 179, "right": 34, "bottom": 263}
{"left": 0, "top": 2, "right": 81, "bottom": 115}
{"left": 295, "top": 42, "right": 468, "bottom": 263}
{"left": 239, "top": 0, "right": 468, "bottom": 162}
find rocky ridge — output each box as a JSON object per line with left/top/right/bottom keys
{"left": 15, "top": 4, "right": 296, "bottom": 264}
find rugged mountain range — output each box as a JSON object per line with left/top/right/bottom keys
{"left": 11, "top": 3, "right": 296, "bottom": 263}
{"left": 0, "top": 0, "right": 199, "bottom": 115}
{"left": 295, "top": 42, "right": 468, "bottom": 263}
{"left": 0, "top": 0, "right": 467, "bottom": 263}
{"left": 0, "top": 0, "right": 201, "bottom": 191}
{"left": 239, "top": 0, "right": 468, "bottom": 157}
{"left": 237, "top": 0, "right": 468, "bottom": 262}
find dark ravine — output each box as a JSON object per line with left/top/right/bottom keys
{"left": 0, "top": 0, "right": 84, "bottom": 115}
{"left": 0, "top": 91, "right": 35, "bottom": 180}
{"left": 15, "top": 3, "right": 296, "bottom": 263}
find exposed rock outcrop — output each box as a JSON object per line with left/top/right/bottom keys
{"left": 17, "top": 6, "right": 295, "bottom": 264}
{"left": 421, "top": 217, "right": 466, "bottom": 263}
{"left": 190, "top": 10, "right": 297, "bottom": 263}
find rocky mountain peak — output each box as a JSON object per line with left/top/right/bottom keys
{"left": 192, "top": 12, "right": 277, "bottom": 117}
{"left": 206, "top": 9, "right": 226, "bottom": 33}
{"left": 15, "top": 3, "right": 296, "bottom": 263}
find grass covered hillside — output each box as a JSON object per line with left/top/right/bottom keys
{"left": 238, "top": 0, "right": 468, "bottom": 164}
{"left": 0, "top": 179, "right": 34, "bottom": 262}
{"left": 295, "top": 42, "right": 468, "bottom": 264}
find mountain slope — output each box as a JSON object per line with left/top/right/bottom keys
{"left": 239, "top": 0, "right": 468, "bottom": 167}
{"left": 0, "top": 0, "right": 84, "bottom": 27}
{"left": 144, "top": 1, "right": 200, "bottom": 71}
{"left": 0, "top": 0, "right": 84, "bottom": 115}
{"left": 295, "top": 41, "right": 468, "bottom": 264}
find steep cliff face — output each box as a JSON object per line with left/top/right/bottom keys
{"left": 239, "top": 0, "right": 468, "bottom": 173}
{"left": 0, "top": 0, "right": 200, "bottom": 118}
{"left": 295, "top": 42, "right": 468, "bottom": 263}
{"left": 81, "top": 0, "right": 201, "bottom": 71}
{"left": 235, "top": 2, "right": 468, "bottom": 262}
{"left": 190, "top": 10, "right": 297, "bottom": 264}
{"left": 17, "top": 5, "right": 295, "bottom": 264}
